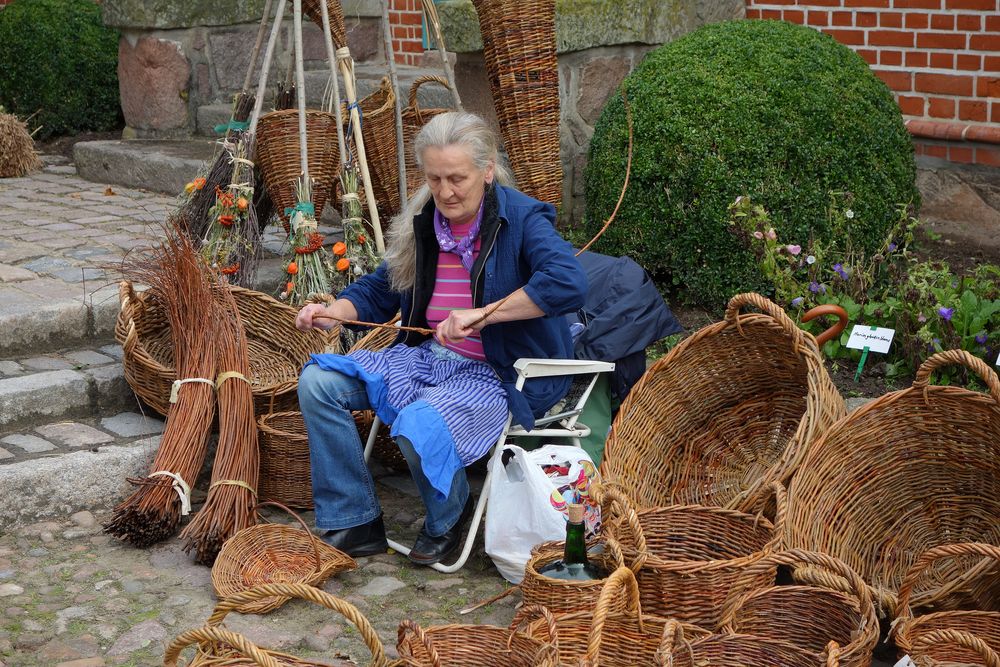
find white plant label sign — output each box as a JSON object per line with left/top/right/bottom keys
{"left": 846, "top": 325, "right": 895, "bottom": 354}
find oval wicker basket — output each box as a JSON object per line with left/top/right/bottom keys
{"left": 892, "top": 542, "right": 1000, "bottom": 667}
{"left": 601, "top": 292, "right": 846, "bottom": 512}
{"left": 786, "top": 350, "right": 1000, "bottom": 615}
{"left": 211, "top": 502, "right": 356, "bottom": 615}
{"left": 115, "top": 281, "right": 333, "bottom": 417}
{"left": 717, "top": 549, "right": 879, "bottom": 667}
{"left": 520, "top": 536, "right": 627, "bottom": 615}
{"left": 524, "top": 566, "right": 711, "bottom": 667}
{"left": 165, "top": 582, "right": 405, "bottom": 666}
{"left": 657, "top": 621, "right": 842, "bottom": 667}
{"left": 396, "top": 605, "right": 559, "bottom": 667}
{"left": 598, "top": 481, "right": 786, "bottom": 629}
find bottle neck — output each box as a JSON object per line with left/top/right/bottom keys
{"left": 563, "top": 520, "right": 588, "bottom": 565}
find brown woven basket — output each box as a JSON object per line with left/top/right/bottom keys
{"left": 472, "top": 0, "right": 561, "bottom": 207}
{"left": 786, "top": 349, "right": 1000, "bottom": 615}
{"left": 598, "top": 481, "right": 786, "bottom": 629}
{"left": 892, "top": 542, "right": 1000, "bottom": 667}
{"left": 115, "top": 281, "right": 333, "bottom": 417}
{"left": 524, "top": 566, "right": 711, "bottom": 667}
{"left": 396, "top": 605, "right": 559, "bottom": 667}
{"left": 211, "top": 502, "right": 356, "bottom": 615}
{"left": 165, "top": 583, "right": 405, "bottom": 666}
{"left": 601, "top": 292, "right": 847, "bottom": 512}
{"left": 717, "top": 549, "right": 879, "bottom": 667}
{"left": 256, "top": 108, "right": 340, "bottom": 226}
{"left": 401, "top": 75, "right": 452, "bottom": 197}
{"left": 521, "top": 537, "right": 628, "bottom": 615}
{"left": 656, "top": 621, "right": 842, "bottom": 667}
{"left": 301, "top": 0, "right": 346, "bottom": 49}
{"left": 352, "top": 78, "right": 400, "bottom": 219}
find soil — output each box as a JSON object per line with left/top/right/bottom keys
{"left": 36, "top": 130, "right": 122, "bottom": 161}
{"left": 911, "top": 226, "right": 1000, "bottom": 276}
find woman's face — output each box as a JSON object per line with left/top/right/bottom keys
{"left": 422, "top": 144, "right": 494, "bottom": 225}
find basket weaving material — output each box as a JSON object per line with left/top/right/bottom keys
{"left": 521, "top": 537, "right": 627, "bottom": 615}
{"left": 115, "top": 282, "right": 333, "bottom": 417}
{"left": 786, "top": 350, "right": 1000, "bottom": 615}
{"left": 165, "top": 583, "right": 404, "bottom": 666}
{"left": 601, "top": 292, "right": 846, "bottom": 512}
{"left": 892, "top": 542, "right": 1000, "bottom": 667}
{"left": 718, "top": 549, "right": 878, "bottom": 667}
{"left": 656, "top": 621, "right": 841, "bottom": 667}
{"left": 211, "top": 503, "right": 355, "bottom": 614}
{"left": 396, "top": 605, "right": 559, "bottom": 667}
{"left": 256, "top": 108, "right": 340, "bottom": 226}
{"left": 598, "top": 481, "right": 786, "bottom": 629}
{"left": 472, "top": 0, "right": 561, "bottom": 207}
{"left": 525, "top": 566, "right": 711, "bottom": 667}
{"left": 401, "top": 75, "right": 452, "bottom": 197}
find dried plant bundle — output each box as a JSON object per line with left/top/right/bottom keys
{"left": 0, "top": 112, "right": 41, "bottom": 178}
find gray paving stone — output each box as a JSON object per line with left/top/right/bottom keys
{"left": 1, "top": 434, "right": 56, "bottom": 454}
{"left": 99, "top": 345, "right": 124, "bottom": 361}
{"left": 51, "top": 267, "right": 106, "bottom": 284}
{"left": 64, "top": 350, "right": 115, "bottom": 367}
{"left": 20, "top": 257, "right": 77, "bottom": 274}
{"left": 0, "top": 299, "right": 90, "bottom": 357}
{"left": 35, "top": 423, "right": 114, "bottom": 448}
{"left": 0, "top": 263, "right": 35, "bottom": 283}
{"left": 0, "top": 448, "right": 13, "bottom": 460}
{"left": 20, "top": 356, "right": 74, "bottom": 371}
{"left": 99, "top": 412, "right": 165, "bottom": 437}
{"left": 0, "top": 369, "right": 90, "bottom": 428}
{"left": 0, "top": 361, "right": 23, "bottom": 376}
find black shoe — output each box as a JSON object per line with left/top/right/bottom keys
{"left": 408, "top": 496, "right": 475, "bottom": 566}
{"left": 319, "top": 515, "right": 388, "bottom": 558}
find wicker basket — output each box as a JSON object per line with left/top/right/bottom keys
{"left": 598, "top": 481, "right": 786, "bottom": 629}
{"left": 472, "top": 0, "right": 561, "bottom": 207}
{"left": 396, "top": 605, "right": 559, "bottom": 667}
{"left": 352, "top": 78, "right": 400, "bottom": 219}
{"left": 115, "top": 281, "right": 333, "bottom": 417}
{"left": 211, "top": 502, "right": 356, "bottom": 615}
{"left": 657, "top": 621, "right": 842, "bottom": 667}
{"left": 301, "top": 0, "right": 346, "bottom": 49}
{"left": 601, "top": 292, "right": 846, "bottom": 512}
{"left": 256, "top": 108, "right": 340, "bottom": 227}
{"left": 786, "top": 350, "right": 1000, "bottom": 615}
{"left": 521, "top": 537, "right": 628, "bottom": 615}
{"left": 165, "top": 583, "right": 404, "bottom": 666}
{"left": 717, "top": 549, "right": 879, "bottom": 667}
{"left": 401, "top": 75, "right": 452, "bottom": 197}
{"left": 524, "top": 566, "right": 711, "bottom": 667}
{"left": 892, "top": 542, "right": 1000, "bottom": 667}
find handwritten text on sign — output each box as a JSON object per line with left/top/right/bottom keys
{"left": 846, "top": 325, "right": 895, "bottom": 354}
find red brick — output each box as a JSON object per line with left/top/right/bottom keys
{"left": 831, "top": 11, "right": 854, "bottom": 26}
{"left": 978, "top": 76, "right": 1000, "bottom": 96}
{"left": 970, "top": 34, "right": 1000, "bottom": 51}
{"left": 994, "top": 101, "right": 1000, "bottom": 122}
{"left": 869, "top": 30, "right": 916, "bottom": 47}
{"left": 959, "top": 99, "right": 988, "bottom": 121}
{"left": 880, "top": 49, "right": 904, "bottom": 66}
{"left": 856, "top": 48, "right": 877, "bottom": 64}
{"left": 924, "top": 144, "right": 949, "bottom": 159}
{"left": 392, "top": 25, "right": 407, "bottom": 38}
{"left": 401, "top": 40, "right": 424, "bottom": 53}
{"left": 977, "top": 146, "right": 1000, "bottom": 168}
{"left": 949, "top": 146, "right": 975, "bottom": 163}
{"left": 845, "top": 0, "right": 889, "bottom": 6}
{"left": 945, "top": 0, "right": 995, "bottom": 8}
{"left": 957, "top": 14, "right": 983, "bottom": 31}
{"left": 762, "top": 0, "right": 795, "bottom": 4}
{"left": 928, "top": 96, "right": 956, "bottom": 117}
{"left": 987, "top": 15, "right": 1000, "bottom": 32}
{"left": 823, "top": 28, "right": 867, "bottom": 45}
{"left": 894, "top": 0, "right": 942, "bottom": 6}
{"left": 877, "top": 70, "right": 914, "bottom": 91}
{"left": 807, "top": 10, "right": 829, "bottom": 26}
{"left": 930, "top": 52, "right": 955, "bottom": 68}
{"left": 987, "top": 56, "right": 1000, "bottom": 72}
{"left": 399, "top": 11, "right": 423, "bottom": 25}
{"left": 880, "top": 12, "right": 904, "bottom": 28}
{"left": 761, "top": 9, "right": 781, "bottom": 19}
{"left": 856, "top": 11, "right": 878, "bottom": 27}
{"left": 783, "top": 9, "right": 806, "bottom": 23}
{"left": 906, "top": 50, "right": 929, "bottom": 67}
{"left": 801, "top": 0, "right": 841, "bottom": 5}
{"left": 746, "top": 8, "right": 762, "bottom": 19}
{"left": 957, "top": 54, "right": 982, "bottom": 70}
{"left": 930, "top": 13, "right": 955, "bottom": 30}
{"left": 898, "top": 95, "right": 926, "bottom": 115}
{"left": 915, "top": 72, "right": 974, "bottom": 95}
{"left": 904, "top": 12, "right": 930, "bottom": 29}
{"left": 917, "top": 32, "right": 967, "bottom": 49}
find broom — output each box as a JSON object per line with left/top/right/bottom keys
{"left": 0, "top": 111, "right": 41, "bottom": 178}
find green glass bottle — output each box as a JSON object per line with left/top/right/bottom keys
{"left": 537, "top": 503, "right": 609, "bottom": 581}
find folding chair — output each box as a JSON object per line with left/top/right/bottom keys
{"left": 362, "top": 357, "right": 614, "bottom": 573}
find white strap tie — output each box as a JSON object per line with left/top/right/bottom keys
{"left": 169, "top": 377, "right": 215, "bottom": 404}
{"left": 149, "top": 471, "right": 192, "bottom": 516}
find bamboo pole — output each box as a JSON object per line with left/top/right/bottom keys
{"left": 249, "top": 0, "right": 288, "bottom": 134}
{"left": 293, "top": 0, "right": 309, "bottom": 180}
{"left": 421, "top": 0, "right": 462, "bottom": 110}
{"left": 317, "top": 0, "right": 347, "bottom": 167}
{"left": 381, "top": 0, "right": 408, "bottom": 210}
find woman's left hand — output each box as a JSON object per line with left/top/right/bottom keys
{"left": 436, "top": 308, "right": 487, "bottom": 345}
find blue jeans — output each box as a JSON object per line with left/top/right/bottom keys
{"left": 298, "top": 363, "right": 470, "bottom": 537}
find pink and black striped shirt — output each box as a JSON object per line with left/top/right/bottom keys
{"left": 425, "top": 217, "right": 486, "bottom": 361}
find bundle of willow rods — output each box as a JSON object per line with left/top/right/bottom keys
{"left": 104, "top": 224, "right": 218, "bottom": 547}
{"left": 180, "top": 285, "right": 259, "bottom": 565}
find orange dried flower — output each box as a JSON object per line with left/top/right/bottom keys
{"left": 286, "top": 281, "right": 294, "bottom": 292}
{"left": 332, "top": 241, "right": 347, "bottom": 256}
{"left": 357, "top": 234, "right": 365, "bottom": 244}
{"left": 218, "top": 214, "right": 235, "bottom": 227}
{"left": 237, "top": 197, "right": 249, "bottom": 211}
{"left": 287, "top": 261, "right": 298, "bottom": 275}
{"left": 336, "top": 258, "right": 350, "bottom": 272}
{"left": 192, "top": 177, "right": 207, "bottom": 190}
{"left": 221, "top": 263, "right": 240, "bottom": 275}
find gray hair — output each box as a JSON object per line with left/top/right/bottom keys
{"left": 383, "top": 111, "right": 515, "bottom": 292}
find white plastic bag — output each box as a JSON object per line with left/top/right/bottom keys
{"left": 484, "top": 443, "right": 600, "bottom": 583}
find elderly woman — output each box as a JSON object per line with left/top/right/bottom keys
{"left": 295, "top": 111, "right": 586, "bottom": 566}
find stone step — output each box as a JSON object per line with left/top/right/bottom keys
{"left": 0, "top": 282, "right": 121, "bottom": 358}
{"left": 74, "top": 139, "right": 218, "bottom": 199}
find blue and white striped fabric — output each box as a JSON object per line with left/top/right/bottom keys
{"left": 306, "top": 339, "right": 509, "bottom": 498}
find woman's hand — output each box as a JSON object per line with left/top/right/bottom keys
{"left": 295, "top": 299, "right": 358, "bottom": 332}
{"left": 435, "top": 308, "right": 487, "bottom": 345}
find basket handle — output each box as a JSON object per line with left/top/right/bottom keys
{"left": 592, "top": 483, "right": 648, "bottom": 572}
{"left": 407, "top": 75, "right": 450, "bottom": 122}
{"left": 893, "top": 542, "right": 1000, "bottom": 633}
{"left": 912, "top": 629, "right": 1000, "bottom": 667}
{"left": 396, "top": 619, "right": 443, "bottom": 667}
{"left": 912, "top": 349, "right": 1000, "bottom": 405}
{"left": 800, "top": 303, "right": 849, "bottom": 349}
{"left": 724, "top": 292, "right": 811, "bottom": 355}
{"left": 508, "top": 604, "right": 559, "bottom": 658}
{"left": 585, "top": 566, "right": 644, "bottom": 665}
{"left": 824, "top": 641, "right": 842, "bottom": 667}
{"left": 117, "top": 280, "right": 143, "bottom": 355}
{"left": 164, "top": 625, "right": 281, "bottom": 667}
{"left": 253, "top": 501, "right": 325, "bottom": 573}
{"left": 718, "top": 549, "right": 876, "bottom": 643}
{"left": 206, "top": 583, "right": 390, "bottom": 666}
{"left": 653, "top": 619, "right": 692, "bottom": 667}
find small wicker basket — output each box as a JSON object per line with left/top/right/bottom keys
{"left": 520, "top": 537, "right": 628, "bottom": 615}
{"left": 656, "top": 621, "right": 841, "bottom": 667}
{"left": 211, "top": 502, "right": 355, "bottom": 615}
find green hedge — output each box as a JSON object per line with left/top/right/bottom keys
{"left": 583, "top": 19, "right": 918, "bottom": 308}
{"left": 0, "top": 0, "right": 121, "bottom": 139}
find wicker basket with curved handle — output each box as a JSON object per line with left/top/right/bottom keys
{"left": 655, "top": 620, "right": 841, "bottom": 667}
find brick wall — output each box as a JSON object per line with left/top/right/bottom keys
{"left": 389, "top": 0, "right": 425, "bottom": 66}
{"left": 745, "top": 0, "right": 1000, "bottom": 167}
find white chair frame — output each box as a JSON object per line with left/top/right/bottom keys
{"left": 362, "top": 357, "right": 614, "bottom": 573}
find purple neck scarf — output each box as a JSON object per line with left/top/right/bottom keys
{"left": 433, "top": 198, "right": 485, "bottom": 273}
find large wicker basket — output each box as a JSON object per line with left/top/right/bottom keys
{"left": 598, "top": 481, "right": 786, "bottom": 629}
{"left": 115, "top": 281, "right": 333, "bottom": 417}
{"left": 301, "top": 0, "right": 346, "bottom": 49}
{"left": 472, "top": 0, "right": 561, "bottom": 207}
{"left": 657, "top": 621, "right": 842, "bottom": 667}
{"left": 786, "top": 350, "right": 1000, "bottom": 615}
{"left": 892, "top": 542, "right": 1000, "bottom": 667}
{"left": 601, "top": 292, "right": 847, "bottom": 512}
{"left": 401, "top": 75, "right": 452, "bottom": 198}
{"left": 718, "top": 549, "right": 879, "bottom": 667}
{"left": 165, "top": 583, "right": 405, "bottom": 666}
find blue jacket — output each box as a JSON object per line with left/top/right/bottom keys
{"left": 339, "top": 184, "right": 587, "bottom": 429}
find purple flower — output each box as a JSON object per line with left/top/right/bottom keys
{"left": 888, "top": 242, "right": 898, "bottom": 252}
{"left": 832, "top": 262, "right": 849, "bottom": 280}
{"left": 917, "top": 313, "right": 927, "bottom": 323}
{"left": 976, "top": 332, "right": 988, "bottom": 345}
{"left": 933, "top": 337, "right": 941, "bottom": 346}
{"left": 938, "top": 307, "right": 954, "bottom": 322}
{"left": 786, "top": 244, "right": 802, "bottom": 256}
{"left": 809, "top": 281, "right": 820, "bottom": 294}
{"left": 765, "top": 228, "right": 777, "bottom": 241}
{"left": 791, "top": 297, "right": 804, "bottom": 307}
{"left": 752, "top": 230, "right": 764, "bottom": 240}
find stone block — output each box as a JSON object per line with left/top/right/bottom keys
{"left": 0, "top": 447, "right": 12, "bottom": 460}
{"left": 85, "top": 364, "right": 136, "bottom": 412}
{"left": 21, "top": 257, "right": 77, "bottom": 274}
{"left": 35, "top": 423, "right": 115, "bottom": 448}
{"left": 102, "top": 0, "right": 267, "bottom": 29}
{"left": 118, "top": 36, "right": 191, "bottom": 132}
{"left": 21, "top": 356, "right": 74, "bottom": 371}
{"left": 346, "top": 18, "right": 382, "bottom": 63}
{"left": 0, "top": 370, "right": 90, "bottom": 429}
{"left": 209, "top": 28, "right": 268, "bottom": 91}
{"left": 100, "top": 412, "right": 165, "bottom": 437}
{"left": 1, "top": 435, "right": 56, "bottom": 454}
{"left": 0, "top": 264, "right": 35, "bottom": 283}
{"left": 576, "top": 55, "right": 632, "bottom": 125}
{"left": 64, "top": 351, "right": 116, "bottom": 367}
{"left": 0, "top": 361, "right": 23, "bottom": 376}
{"left": 0, "top": 298, "right": 90, "bottom": 357}
{"left": 73, "top": 140, "right": 215, "bottom": 196}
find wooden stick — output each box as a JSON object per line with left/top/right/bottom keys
{"left": 249, "top": 0, "right": 288, "bottom": 134}
{"left": 242, "top": 0, "right": 276, "bottom": 93}
{"left": 317, "top": 0, "right": 347, "bottom": 167}
{"left": 292, "top": 0, "right": 309, "bottom": 179}
{"left": 314, "top": 314, "right": 433, "bottom": 335}
{"left": 381, "top": 0, "right": 408, "bottom": 209}
{"left": 421, "top": 0, "right": 462, "bottom": 110}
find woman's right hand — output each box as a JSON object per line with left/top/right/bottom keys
{"left": 295, "top": 298, "right": 360, "bottom": 332}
